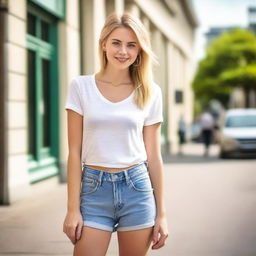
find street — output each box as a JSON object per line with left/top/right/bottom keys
{"left": 0, "top": 143, "right": 256, "bottom": 256}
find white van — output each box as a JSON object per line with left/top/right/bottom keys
{"left": 218, "top": 109, "right": 256, "bottom": 158}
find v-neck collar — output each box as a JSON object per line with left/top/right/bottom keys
{"left": 91, "top": 74, "right": 135, "bottom": 105}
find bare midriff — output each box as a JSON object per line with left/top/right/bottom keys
{"left": 83, "top": 163, "right": 141, "bottom": 173}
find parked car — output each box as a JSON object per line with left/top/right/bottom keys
{"left": 217, "top": 109, "right": 256, "bottom": 158}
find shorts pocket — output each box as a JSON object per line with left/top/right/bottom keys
{"left": 129, "top": 172, "right": 153, "bottom": 192}
{"left": 81, "top": 176, "right": 100, "bottom": 195}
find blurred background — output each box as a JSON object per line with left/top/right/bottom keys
{"left": 0, "top": 0, "right": 255, "bottom": 255}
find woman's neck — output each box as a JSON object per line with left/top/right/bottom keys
{"left": 97, "top": 66, "right": 131, "bottom": 84}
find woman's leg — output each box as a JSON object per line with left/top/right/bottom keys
{"left": 73, "top": 226, "right": 112, "bottom": 256}
{"left": 117, "top": 227, "right": 154, "bottom": 256}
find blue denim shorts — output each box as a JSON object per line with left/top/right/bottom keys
{"left": 80, "top": 162, "right": 156, "bottom": 232}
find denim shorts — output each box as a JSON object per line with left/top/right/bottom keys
{"left": 80, "top": 162, "right": 156, "bottom": 232}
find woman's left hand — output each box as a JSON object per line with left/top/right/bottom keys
{"left": 152, "top": 215, "right": 169, "bottom": 250}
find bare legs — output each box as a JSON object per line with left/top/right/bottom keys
{"left": 73, "top": 227, "right": 112, "bottom": 256}
{"left": 73, "top": 226, "right": 153, "bottom": 256}
{"left": 118, "top": 227, "right": 154, "bottom": 256}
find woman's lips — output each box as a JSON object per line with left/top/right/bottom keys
{"left": 115, "top": 57, "right": 129, "bottom": 63}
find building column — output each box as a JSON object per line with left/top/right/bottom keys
{"left": 106, "top": 0, "right": 124, "bottom": 16}
{"left": 59, "top": 0, "right": 81, "bottom": 182}
{"left": 183, "top": 57, "right": 194, "bottom": 129}
{"left": 115, "top": 0, "right": 124, "bottom": 14}
{"left": 81, "top": 0, "right": 106, "bottom": 75}
{"left": 125, "top": 1, "right": 140, "bottom": 17}
{"left": 150, "top": 27, "right": 170, "bottom": 155}
{"left": 167, "top": 43, "right": 188, "bottom": 154}
{"left": 0, "top": 2, "right": 9, "bottom": 205}
{"left": 141, "top": 14, "right": 150, "bottom": 33}
{"left": 167, "top": 42, "right": 177, "bottom": 154}
{"left": 6, "top": 0, "right": 31, "bottom": 203}
{"left": 172, "top": 48, "right": 186, "bottom": 154}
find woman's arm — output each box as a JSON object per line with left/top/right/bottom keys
{"left": 63, "top": 110, "right": 84, "bottom": 244}
{"left": 143, "top": 122, "right": 169, "bottom": 249}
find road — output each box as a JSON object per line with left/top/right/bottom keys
{"left": 0, "top": 143, "right": 255, "bottom": 256}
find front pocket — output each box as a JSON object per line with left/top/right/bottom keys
{"left": 129, "top": 173, "right": 153, "bottom": 192}
{"left": 81, "top": 176, "right": 99, "bottom": 195}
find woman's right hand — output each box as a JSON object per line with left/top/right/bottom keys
{"left": 63, "top": 210, "right": 84, "bottom": 245}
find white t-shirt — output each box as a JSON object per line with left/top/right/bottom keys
{"left": 65, "top": 74, "right": 163, "bottom": 168}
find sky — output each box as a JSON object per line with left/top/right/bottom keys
{"left": 192, "top": 0, "right": 256, "bottom": 61}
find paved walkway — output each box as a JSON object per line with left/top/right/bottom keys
{"left": 0, "top": 143, "right": 256, "bottom": 256}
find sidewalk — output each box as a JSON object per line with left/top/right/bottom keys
{"left": 0, "top": 177, "right": 73, "bottom": 255}
{"left": 163, "top": 141, "right": 220, "bottom": 163}
{"left": 1, "top": 143, "right": 255, "bottom": 256}
{"left": 0, "top": 143, "right": 217, "bottom": 256}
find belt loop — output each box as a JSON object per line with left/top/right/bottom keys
{"left": 144, "top": 160, "right": 149, "bottom": 168}
{"left": 124, "top": 169, "right": 130, "bottom": 185}
{"left": 98, "top": 171, "right": 103, "bottom": 186}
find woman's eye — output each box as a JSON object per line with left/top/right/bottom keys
{"left": 128, "top": 44, "right": 136, "bottom": 48}
{"left": 112, "top": 42, "right": 120, "bottom": 45}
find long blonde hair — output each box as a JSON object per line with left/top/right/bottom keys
{"left": 98, "top": 12, "right": 157, "bottom": 109}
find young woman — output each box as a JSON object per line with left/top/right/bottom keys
{"left": 63, "top": 12, "right": 168, "bottom": 256}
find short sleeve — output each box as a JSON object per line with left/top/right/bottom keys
{"left": 144, "top": 85, "right": 163, "bottom": 126}
{"left": 65, "top": 78, "right": 84, "bottom": 116}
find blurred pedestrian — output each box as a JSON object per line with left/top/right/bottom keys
{"left": 63, "top": 12, "right": 168, "bottom": 256}
{"left": 200, "top": 108, "right": 215, "bottom": 157}
{"left": 177, "top": 116, "right": 186, "bottom": 155}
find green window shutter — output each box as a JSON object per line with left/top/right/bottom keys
{"left": 26, "top": 4, "right": 59, "bottom": 183}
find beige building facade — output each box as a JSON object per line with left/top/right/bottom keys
{"left": 0, "top": 0, "right": 198, "bottom": 204}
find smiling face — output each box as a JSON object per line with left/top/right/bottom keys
{"left": 102, "top": 26, "right": 141, "bottom": 70}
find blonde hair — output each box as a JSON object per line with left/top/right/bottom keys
{"left": 98, "top": 12, "right": 157, "bottom": 109}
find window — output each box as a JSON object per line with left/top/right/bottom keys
{"left": 175, "top": 90, "right": 183, "bottom": 104}
{"left": 26, "top": 5, "right": 59, "bottom": 183}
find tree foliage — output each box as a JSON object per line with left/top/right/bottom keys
{"left": 192, "top": 28, "right": 256, "bottom": 107}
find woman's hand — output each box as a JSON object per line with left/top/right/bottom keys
{"left": 152, "top": 215, "right": 169, "bottom": 250}
{"left": 63, "top": 210, "right": 84, "bottom": 245}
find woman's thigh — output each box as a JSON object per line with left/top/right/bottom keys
{"left": 117, "top": 227, "right": 154, "bottom": 256}
{"left": 73, "top": 226, "right": 112, "bottom": 256}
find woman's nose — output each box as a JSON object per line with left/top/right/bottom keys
{"left": 119, "top": 45, "right": 127, "bottom": 54}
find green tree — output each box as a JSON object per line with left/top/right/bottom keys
{"left": 193, "top": 28, "right": 256, "bottom": 109}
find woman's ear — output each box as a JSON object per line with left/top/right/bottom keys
{"left": 102, "top": 42, "right": 106, "bottom": 51}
